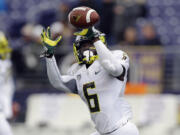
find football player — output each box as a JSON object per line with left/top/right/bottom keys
{"left": 40, "top": 27, "right": 139, "bottom": 135}
{"left": 0, "top": 31, "right": 14, "bottom": 135}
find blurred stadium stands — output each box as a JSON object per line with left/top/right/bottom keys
{"left": 0, "top": 0, "right": 180, "bottom": 135}
{"left": 146, "top": 0, "right": 180, "bottom": 45}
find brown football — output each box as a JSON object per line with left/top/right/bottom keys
{"left": 68, "top": 6, "right": 100, "bottom": 28}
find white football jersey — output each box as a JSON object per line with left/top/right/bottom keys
{"left": 68, "top": 50, "right": 132, "bottom": 134}
{"left": 0, "top": 59, "right": 14, "bottom": 118}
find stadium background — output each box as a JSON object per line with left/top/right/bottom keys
{"left": 1, "top": 0, "right": 180, "bottom": 135}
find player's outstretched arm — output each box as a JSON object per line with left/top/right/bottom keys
{"left": 93, "top": 39, "right": 129, "bottom": 77}
{"left": 46, "top": 56, "right": 77, "bottom": 93}
{"left": 75, "top": 27, "right": 128, "bottom": 77}
{"left": 41, "top": 27, "right": 78, "bottom": 93}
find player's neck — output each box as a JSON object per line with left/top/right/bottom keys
{"left": 85, "top": 63, "right": 91, "bottom": 68}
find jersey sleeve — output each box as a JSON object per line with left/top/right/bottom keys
{"left": 112, "top": 50, "right": 129, "bottom": 80}
{"left": 112, "top": 50, "right": 129, "bottom": 70}
{"left": 46, "top": 56, "right": 78, "bottom": 94}
{"left": 0, "top": 60, "right": 13, "bottom": 84}
{"left": 93, "top": 40, "right": 129, "bottom": 77}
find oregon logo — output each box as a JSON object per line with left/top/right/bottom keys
{"left": 73, "top": 15, "right": 81, "bottom": 22}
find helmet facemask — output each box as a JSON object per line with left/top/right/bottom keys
{"left": 73, "top": 37, "right": 98, "bottom": 65}
{"left": 73, "top": 33, "right": 106, "bottom": 65}
{"left": 81, "top": 46, "right": 98, "bottom": 65}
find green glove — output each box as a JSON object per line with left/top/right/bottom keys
{"left": 74, "top": 27, "right": 101, "bottom": 40}
{"left": 40, "top": 27, "right": 62, "bottom": 57}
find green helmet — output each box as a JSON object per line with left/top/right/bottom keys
{"left": 0, "top": 31, "right": 12, "bottom": 60}
{"left": 73, "top": 34, "right": 106, "bottom": 65}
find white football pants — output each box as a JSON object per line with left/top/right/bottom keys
{"left": 90, "top": 122, "right": 139, "bottom": 135}
{"left": 0, "top": 114, "right": 13, "bottom": 135}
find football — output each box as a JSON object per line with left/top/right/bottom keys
{"left": 68, "top": 6, "right": 100, "bottom": 28}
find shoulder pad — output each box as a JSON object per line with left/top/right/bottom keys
{"left": 67, "top": 63, "right": 80, "bottom": 75}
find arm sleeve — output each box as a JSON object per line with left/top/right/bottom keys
{"left": 46, "top": 56, "right": 78, "bottom": 94}
{"left": 93, "top": 40, "right": 129, "bottom": 77}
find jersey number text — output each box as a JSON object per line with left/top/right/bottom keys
{"left": 83, "top": 82, "right": 100, "bottom": 113}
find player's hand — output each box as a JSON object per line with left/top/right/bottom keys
{"left": 40, "top": 27, "right": 62, "bottom": 58}
{"left": 74, "top": 27, "right": 103, "bottom": 40}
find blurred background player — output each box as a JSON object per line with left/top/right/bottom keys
{"left": 40, "top": 26, "right": 139, "bottom": 135}
{"left": 0, "top": 31, "right": 14, "bottom": 135}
